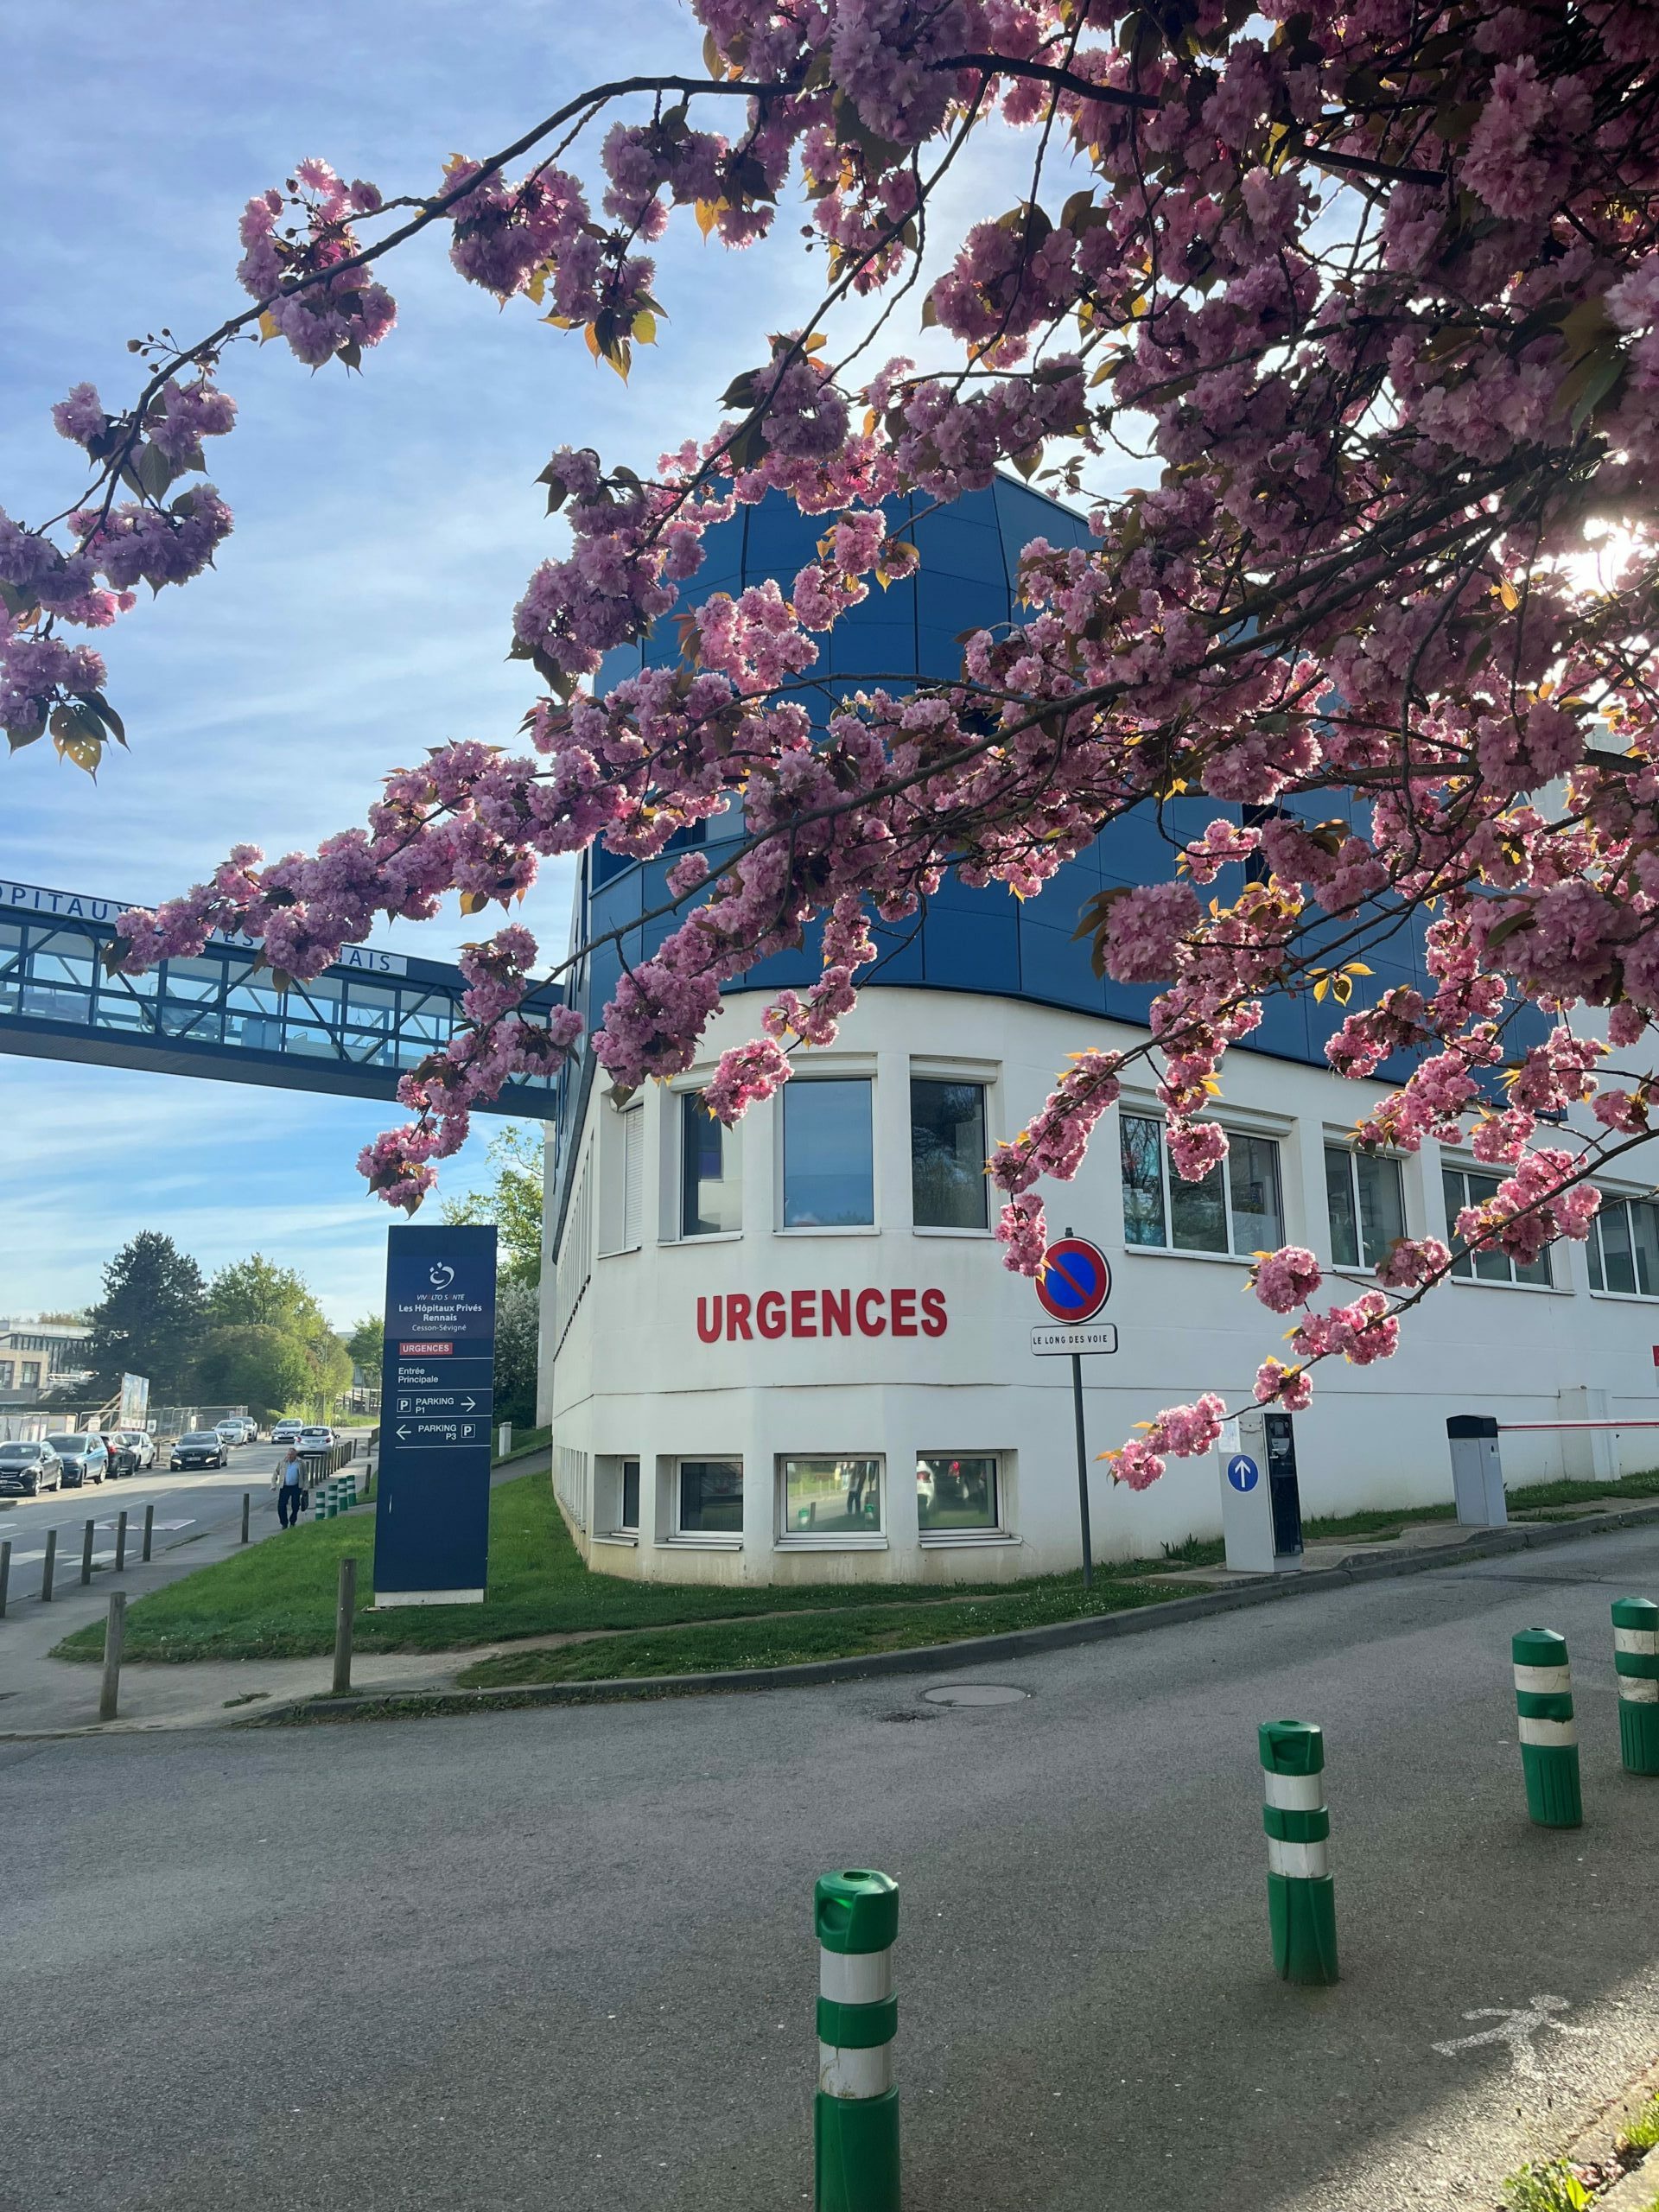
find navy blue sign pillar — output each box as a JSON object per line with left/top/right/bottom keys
{"left": 373, "top": 1224, "right": 498, "bottom": 1605}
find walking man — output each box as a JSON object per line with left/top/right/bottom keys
{"left": 276, "top": 1444, "right": 305, "bottom": 1529}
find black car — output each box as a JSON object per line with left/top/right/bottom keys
{"left": 99, "top": 1433, "right": 138, "bottom": 1477}
{"left": 47, "top": 1433, "right": 108, "bottom": 1488}
{"left": 0, "top": 1440, "right": 62, "bottom": 1497}
{"left": 171, "top": 1430, "right": 227, "bottom": 1470}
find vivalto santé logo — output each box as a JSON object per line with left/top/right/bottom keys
{"left": 428, "top": 1262, "right": 455, "bottom": 1290}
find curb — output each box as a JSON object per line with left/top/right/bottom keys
{"left": 236, "top": 1497, "right": 1659, "bottom": 1730}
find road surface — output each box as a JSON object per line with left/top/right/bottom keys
{"left": 3, "top": 1522, "right": 1656, "bottom": 2212}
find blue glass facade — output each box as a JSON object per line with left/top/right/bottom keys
{"left": 550, "top": 475, "right": 1452, "bottom": 1232}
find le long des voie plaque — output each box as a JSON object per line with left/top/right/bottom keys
{"left": 373, "top": 1224, "right": 498, "bottom": 1605}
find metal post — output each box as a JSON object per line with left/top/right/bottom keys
{"left": 240, "top": 1491, "right": 251, "bottom": 1544}
{"left": 333, "top": 1556, "right": 356, "bottom": 1698}
{"left": 142, "top": 1502, "right": 155, "bottom": 1562}
{"left": 115, "top": 1509, "right": 128, "bottom": 1573}
{"left": 80, "top": 1517, "right": 95, "bottom": 1586}
{"left": 1513, "top": 1628, "right": 1582, "bottom": 1827}
{"left": 41, "top": 1527, "right": 57, "bottom": 1602}
{"left": 1071, "top": 1352, "right": 1093, "bottom": 1591}
{"left": 99, "top": 1592, "right": 127, "bottom": 1723}
{"left": 1611, "top": 1597, "right": 1659, "bottom": 1777}
{"left": 498, "top": 1421, "right": 512, "bottom": 1459}
{"left": 1260, "top": 1720, "right": 1338, "bottom": 1985}
{"left": 0, "top": 1537, "right": 10, "bottom": 1618}
{"left": 814, "top": 1870, "right": 900, "bottom": 2212}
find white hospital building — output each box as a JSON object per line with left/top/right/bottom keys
{"left": 538, "top": 482, "right": 1657, "bottom": 1587}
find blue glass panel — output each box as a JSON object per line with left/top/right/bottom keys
{"left": 1016, "top": 919, "right": 1108, "bottom": 1015}
{"left": 923, "top": 907, "right": 1020, "bottom": 994}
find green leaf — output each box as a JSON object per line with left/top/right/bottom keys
{"left": 134, "top": 442, "right": 175, "bottom": 500}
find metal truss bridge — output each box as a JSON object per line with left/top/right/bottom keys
{"left": 0, "top": 877, "right": 557, "bottom": 1119}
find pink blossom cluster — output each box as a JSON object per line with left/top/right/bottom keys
{"left": 1103, "top": 1392, "right": 1228, "bottom": 1492}
{"left": 1251, "top": 1246, "right": 1322, "bottom": 1313}
{"left": 237, "top": 160, "right": 397, "bottom": 367}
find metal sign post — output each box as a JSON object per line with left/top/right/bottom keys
{"left": 1033, "top": 1229, "right": 1116, "bottom": 1592}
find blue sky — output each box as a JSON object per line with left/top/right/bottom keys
{"left": 0, "top": 3, "right": 1073, "bottom": 1325}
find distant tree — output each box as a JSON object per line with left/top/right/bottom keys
{"left": 193, "top": 1324, "right": 313, "bottom": 1424}
{"left": 305, "top": 1329, "right": 353, "bottom": 1414}
{"left": 440, "top": 1124, "right": 543, "bottom": 1283}
{"left": 38, "top": 1309, "right": 90, "bottom": 1326}
{"left": 205, "top": 1253, "right": 328, "bottom": 1336}
{"left": 493, "top": 1274, "right": 540, "bottom": 1429}
{"left": 86, "top": 1232, "right": 206, "bottom": 1400}
{"left": 346, "top": 1314, "right": 384, "bottom": 1376}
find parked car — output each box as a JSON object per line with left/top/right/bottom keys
{"left": 48, "top": 1433, "right": 108, "bottom": 1488}
{"left": 99, "top": 1432, "right": 138, "bottom": 1478}
{"left": 271, "top": 1419, "right": 305, "bottom": 1445}
{"left": 171, "top": 1430, "right": 227, "bottom": 1471}
{"left": 0, "top": 1440, "right": 62, "bottom": 1496}
{"left": 117, "top": 1429, "right": 156, "bottom": 1470}
{"left": 298, "top": 1426, "right": 335, "bottom": 1452}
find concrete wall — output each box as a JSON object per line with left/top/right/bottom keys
{"left": 540, "top": 986, "right": 1659, "bottom": 1584}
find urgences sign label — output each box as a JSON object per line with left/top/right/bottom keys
{"left": 696, "top": 1287, "right": 947, "bottom": 1343}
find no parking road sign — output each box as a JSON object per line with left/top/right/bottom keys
{"left": 1035, "top": 1236, "right": 1112, "bottom": 1324}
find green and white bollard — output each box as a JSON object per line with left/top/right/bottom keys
{"left": 814, "top": 1869, "right": 899, "bottom": 2212}
{"left": 1260, "top": 1719, "right": 1338, "bottom": 1986}
{"left": 1513, "top": 1627, "right": 1582, "bottom": 1827}
{"left": 1612, "top": 1598, "right": 1659, "bottom": 1777}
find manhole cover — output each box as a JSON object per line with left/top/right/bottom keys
{"left": 921, "top": 1683, "right": 1028, "bottom": 1708}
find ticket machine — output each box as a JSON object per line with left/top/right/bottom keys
{"left": 1220, "top": 1408, "right": 1305, "bottom": 1574}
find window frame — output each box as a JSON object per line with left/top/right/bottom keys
{"left": 915, "top": 1451, "right": 1012, "bottom": 1545}
{"left": 774, "top": 1454, "right": 887, "bottom": 1549}
{"left": 1118, "top": 1109, "right": 1287, "bottom": 1262}
{"left": 673, "top": 1085, "right": 743, "bottom": 1243}
{"left": 1586, "top": 1188, "right": 1659, "bottom": 1300}
{"left": 777, "top": 1071, "right": 878, "bottom": 1236}
{"left": 908, "top": 1072, "right": 991, "bottom": 1235}
{"left": 672, "top": 1455, "right": 745, "bottom": 1546}
{"left": 1440, "top": 1162, "right": 1557, "bottom": 1291}
{"left": 1324, "top": 1143, "right": 1408, "bottom": 1270}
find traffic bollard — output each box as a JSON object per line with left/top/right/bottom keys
{"left": 81, "top": 1517, "right": 95, "bottom": 1586}
{"left": 1260, "top": 1719, "right": 1338, "bottom": 1986}
{"left": 1514, "top": 1627, "right": 1582, "bottom": 1827}
{"left": 0, "top": 1537, "right": 10, "bottom": 1618}
{"left": 99, "top": 1592, "right": 126, "bottom": 1723}
{"left": 41, "top": 1528, "right": 57, "bottom": 1602}
{"left": 115, "top": 1509, "right": 128, "bottom": 1573}
{"left": 142, "top": 1502, "right": 155, "bottom": 1562}
{"left": 1612, "top": 1598, "right": 1659, "bottom": 1777}
{"left": 333, "top": 1556, "right": 356, "bottom": 1698}
{"left": 240, "top": 1491, "right": 251, "bottom": 1544}
{"left": 814, "top": 1869, "right": 900, "bottom": 2212}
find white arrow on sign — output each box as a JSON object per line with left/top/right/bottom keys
{"left": 397, "top": 1425, "right": 410, "bottom": 1440}
{"left": 463, "top": 1397, "right": 475, "bottom": 1411}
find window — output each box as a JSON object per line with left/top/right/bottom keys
{"left": 782, "top": 1079, "right": 874, "bottom": 1228}
{"left": 620, "top": 1458, "right": 640, "bottom": 1531}
{"left": 0, "top": 1362, "right": 12, "bottom": 1389}
{"left": 910, "top": 1078, "right": 988, "bottom": 1230}
{"left": 22, "top": 1362, "right": 41, "bottom": 1388}
{"left": 1441, "top": 1166, "right": 1552, "bottom": 1287}
{"left": 917, "top": 1454, "right": 999, "bottom": 1533}
{"left": 598, "top": 1103, "right": 645, "bottom": 1255}
{"left": 1325, "top": 1147, "right": 1406, "bottom": 1268}
{"left": 1586, "top": 1192, "right": 1659, "bottom": 1296}
{"left": 680, "top": 1091, "right": 741, "bottom": 1236}
{"left": 678, "top": 1458, "right": 743, "bottom": 1536}
{"left": 779, "top": 1456, "right": 882, "bottom": 1537}
{"left": 1119, "top": 1113, "right": 1283, "bottom": 1256}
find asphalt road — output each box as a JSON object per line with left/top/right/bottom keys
{"left": 0, "top": 1439, "right": 347, "bottom": 1599}
{"left": 3, "top": 1524, "right": 1658, "bottom": 2212}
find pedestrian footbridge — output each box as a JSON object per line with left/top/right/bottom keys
{"left": 0, "top": 876, "right": 556, "bottom": 1117}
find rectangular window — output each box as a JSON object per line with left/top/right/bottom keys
{"left": 0, "top": 1362, "right": 12, "bottom": 1389}
{"left": 917, "top": 1453, "right": 1000, "bottom": 1533}
{"left": 1442, "top": 1166, "right": 1553, "bottom": 1287}
{"left": 910, "top": 1077, "right": 988, "bottom": 1230}
{"left": 782, "top": 1078, "right": 874, "bottom": 1228}
{"left": 1586, "top": 1191, "right": 1659, "bottom": 1296}
{"left": 678, "top": 1457, "right": 743, "bottom": 1536}
{"left": 779, "top": 1456, "right": 883, "bottom": 1536}
{"left": 620, "top": 1458, "right": 640, "bottom": 1531}
{"left": 1325, "top": 1147, "right": 1407, "bottom": 1268}
{"left": 621, "top": 1105, "right": 645, "bottom": 1250}
{"left": 22, "top": 1362, "right": 41, "bottom": 1388}
{"left": 1119, "top": 1113, "right": 1282, "bottom": 1257}
{"left": 680, "top": 1091, "right": 741, "bottom": 1236}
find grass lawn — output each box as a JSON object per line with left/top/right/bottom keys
{"left": 53, "top": 1463, "right": 1659, "bottom": 1670}
{"left": 454, "top": 1575, "right": 1209, "bottom": 1688}
{"left": 493, "top": 1424, "right": 550, "bottom": 1465}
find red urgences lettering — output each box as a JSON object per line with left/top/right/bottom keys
{"left": 695, "top": 1290, "right": 947, "bottom": 1344}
